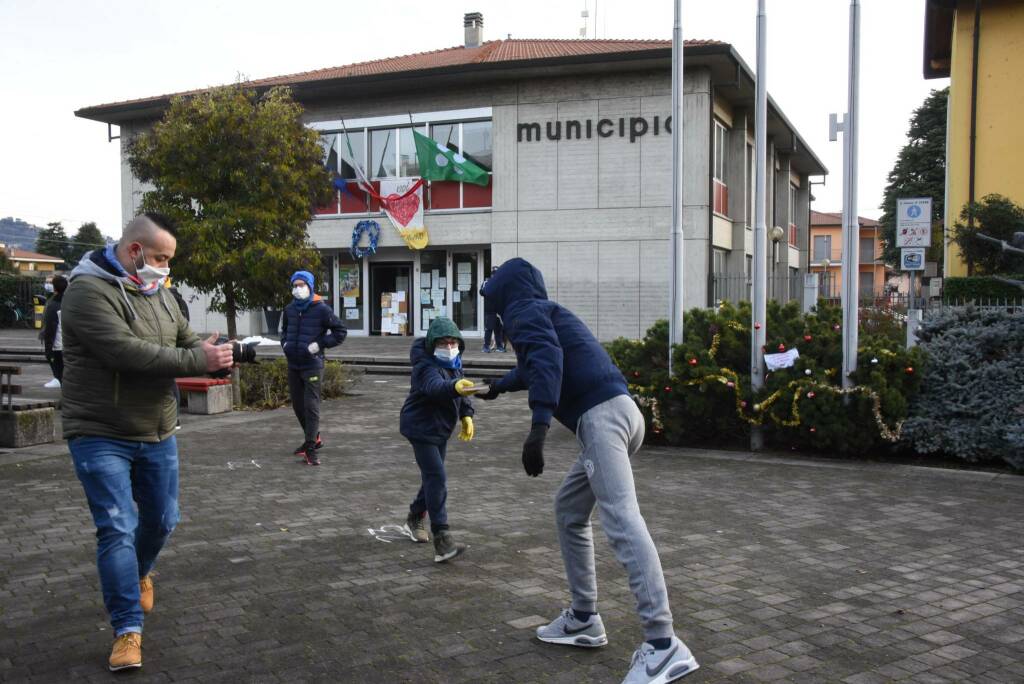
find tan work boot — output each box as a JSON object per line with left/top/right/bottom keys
{"left": 139, "top": 575, "right": 154, "bottom": 614}
{"left": 108, "top": 632, "right": 142, "bottom": 671}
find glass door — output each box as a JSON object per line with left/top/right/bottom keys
{"left": 370, "top": 263, "right": 412, "bottom": 335}
{"left": 418, "top": 250, "right": 448, "bottom": 333}
{"left": 452, "top": 252, "right": 479, "bottom": 332}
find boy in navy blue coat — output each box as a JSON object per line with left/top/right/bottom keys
{"left": 400, "top": 317, "right": 476, "bottom": 563}
{"left": 281, "top": 270, "right": 347, "bottom": 465}
{"left": 479, "top": 258, "right": 698, "bottom": 684}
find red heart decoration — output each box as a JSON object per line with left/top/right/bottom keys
{"left": 384, "top": 192, "right": 420, "bottom": 227}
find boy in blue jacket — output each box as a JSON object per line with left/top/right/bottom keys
{"left": 281, "top": 270, "right": 347, "bottom": 465}
{"left": 479, "top": 258, "right": 698, "bottom": 684}
{"left": 400, "top": 317, "right": 476, "bottom": 563}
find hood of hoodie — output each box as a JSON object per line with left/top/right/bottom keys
{"left": 480, "top": 258, "right": 548, "bottom": 317}
{"left": 70, "top": 248, "right": 142, "bottom": 291}
{"left": 69, "top": 248, "right": 172, "bottom": 321}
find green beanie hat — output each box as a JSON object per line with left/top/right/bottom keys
{"left": 425, "top": 317, "right": 464, "bottom": 352}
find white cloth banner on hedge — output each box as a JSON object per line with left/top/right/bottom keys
{"left": 764, "top": 347, "right": 800, "bottom": 371}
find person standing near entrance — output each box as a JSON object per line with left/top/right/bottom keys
{"left": 479, "top": 258, "right": 698, "bottom": 684}
{"left": 399, "top": 316, "right": 475, "bottom": 562}
{"left": 61, "top": 213, "right": 235, "bottom": 671}
{"left": 281, "top": 270, "right": 347, "bottom": 465}
{"left": 41, "top": 275, "right": 68, "bottom": 387}
{"left": 482, "top": 266, "right": 505, "bottom": 353}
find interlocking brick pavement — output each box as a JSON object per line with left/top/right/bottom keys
{"left": 1, "top": 376, "right": 1022, "bottom": 683}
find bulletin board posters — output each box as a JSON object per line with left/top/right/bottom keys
{"left": 340, "top": 265, "right": 360, "bottom": 298}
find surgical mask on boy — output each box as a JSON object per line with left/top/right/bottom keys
{"left": 434, "top": 347, "right": 460, "bottom": 362}
{"left": 134, "top": 248, "right": 170, "bottom": 287}
{"left": 292, "top": 284, "right": 310, "bottom": 300}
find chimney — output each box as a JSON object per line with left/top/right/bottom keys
{"left": 464, "top": 12, "right": 483, "bottom": 48}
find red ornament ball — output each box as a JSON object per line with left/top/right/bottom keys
{"left": 633, "top": 371, "right": 640, "bottom": 377}
{"left": 740, "top": 400, "right": 747, "bottom": 408}
{"left": 777, "top": 343, "right": 786, "bottom": 352}
{"left": 726, "top": 381, "right": 735, "bottom": 388}
{"left": 806, "top": 391, "right": 816, "bottom": 399}
{"left": 905, "top": 367, "right": 914, "bottom": 374}
{"left": 804, "top": 335, "right": 813, "bottom": 342}
{"left": 833, "top": 324, "right": 841, "bottom": 331}
{"left": 663, "top": 386, "right": 672, "bottom": 392}
{"left": 754, "top": 322, "right": 762, "bottom": 330}
{"left": 809, "top": 427, "right": 817, "bottom": 433}
{"left": 689, "top": 358, "right": 698, "bottom": 366}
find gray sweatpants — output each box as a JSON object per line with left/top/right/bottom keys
{"left": 287, "top": 367, "right": 322, "bottom": 444}
{"left": 555, "top": 393, "right": 674, "bottom": 641}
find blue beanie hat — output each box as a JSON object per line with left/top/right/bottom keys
{"left": 290, "top": 270, "right": 315, "bottom": 289}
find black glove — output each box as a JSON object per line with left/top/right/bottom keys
{"left": 478, "top": 378, "right": 501, "bottom": 401}
{"left": 522, "top": 423, "right": 548, "bottom": 477}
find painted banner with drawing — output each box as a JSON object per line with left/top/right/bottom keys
{"left": 379, "top": 177, "right": 428, "bottom": 250}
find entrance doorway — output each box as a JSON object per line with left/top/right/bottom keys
{"left": 370, "top": 262, "right": 413, "bottom": 335}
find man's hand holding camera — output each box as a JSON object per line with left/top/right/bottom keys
{"left": 202, "top": 332, "right": 234, "bottom": 373}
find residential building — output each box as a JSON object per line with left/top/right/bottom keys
{"left": 76, "top": 14, "right": 825, "bottom": 340}
{"left": 808, "top": 211, "right": 886, "bottom": 300}
{"left": 924, "top": 0, "right": 1024, "bottom": 277}
{"left": 1, "top": 245, "right": 63, "bottom": 273}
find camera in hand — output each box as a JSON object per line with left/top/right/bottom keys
{"left": 208, "top": 336, "right": 258, "bottom": 378}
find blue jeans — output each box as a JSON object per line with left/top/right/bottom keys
{"left": 70, "top": 436, "right": 180, "bottom": 635}
{"left": 408, "top": 440, "right": 449, "bottom": 533}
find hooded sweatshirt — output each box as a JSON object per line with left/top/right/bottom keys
{"left": 481, "top": 257, "right": 628, "bottom": 431}
{"left": 399, "top": 318, "right": 474, "bottom": 445}
{"left": 61, "top": 248, "right": 206, "bottom": 442}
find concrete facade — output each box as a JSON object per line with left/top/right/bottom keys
{"left": 102, "top": 46, "right": 825, "bottom": 341}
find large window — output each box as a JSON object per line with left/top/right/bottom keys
{"left": 789, "top": 184, "right": 799, "bottom": 246}
{"left": 860, "top": 237, "right": 876, "bottom": 263}
{"left": 813, "top": 235, "right": 832, "bottom": 262}
{"left": 713, "top": 120, "right": 729, "bottom": 217}
{"left": 314, "top": 120, "right": 493, "bottom": 216}
{"left": 712, "top": 248, "right": 727, "bottom": 275}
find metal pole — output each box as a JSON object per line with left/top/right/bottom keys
{"left": 750, "top": 0, "right": 768, "bottom": 451}
{"left": 669, "top": 0, "right": 685, "bottom": 371}
{"left": 841, "top": 0, "right": 861, "bottom": 392}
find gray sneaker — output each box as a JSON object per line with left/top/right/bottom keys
{"left": 536, "top": 608, "right": 608, "bottom": 648}
{"left": 403, "top": 512, "right": 429, "bottom": 543}
{"left": 433, "top": 531, "right": 466, "bottom": 563}
{"left": 621, "top": 636, "right": 698, "bottom": 684}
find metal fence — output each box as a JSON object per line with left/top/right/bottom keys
{"left": 711, "top": 273, "right": 803, "bottom": 307}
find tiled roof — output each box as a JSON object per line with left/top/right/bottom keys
{"left": 79, "top": 38, "right": 722, "bottom": 113}
{"left": 810, "top": 211, "right": 880, "bottom": 228}
{"left": 6, "top": 248, "right": 64, "bottom": 262}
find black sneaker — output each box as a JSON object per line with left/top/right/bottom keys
{"left": 303, "top": 444, "right": 320, "bottom": 466}
{"left": 433, "top": 531, "right": 466, "bottom": 563}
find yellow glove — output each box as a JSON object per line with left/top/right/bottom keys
{"left": 459, "top": 416, "right": 475, "bottom": 441}
{"left": 455, "top": 379, "right": 475, "bottom": 396}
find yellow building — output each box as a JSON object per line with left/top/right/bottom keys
{"left": 809, "top": 211, "right": 887, "bottom": 299}
{"left": 924, "top": 0, "right": 1024, "bottom": 277}
{"left": 1, "top": 246, "right": 64, "bottom": 273}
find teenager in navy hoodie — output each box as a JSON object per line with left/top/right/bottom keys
{"left": 281, "top": 270, "right": 347, "bottom": 465}
{"left": 399, "top": 317, "right": 476, "bottom": 563}
{"left": 479, "top": 258, "right": 698, "bottom": 684}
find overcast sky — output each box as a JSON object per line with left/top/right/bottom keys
{"left": 0, "top": 0, "right": 947, "bottom": 238}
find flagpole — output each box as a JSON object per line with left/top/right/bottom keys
{"left": 841, "top": 0, "right": 861, "bottom": 393}
{"left": 750, "top": 0, "right": 768, "bottom": 451}
{"left": 669, "top": 0, "right": 685, "bottom": 371}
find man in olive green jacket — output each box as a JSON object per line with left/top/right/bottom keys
{"left": 62, "top": 213, "right": 234, "bottom": 671}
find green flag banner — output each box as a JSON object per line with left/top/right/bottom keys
{"left": 412, "top": 130, "right": 489, "bottom": 187}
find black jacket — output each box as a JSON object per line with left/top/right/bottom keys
{"left": 399, "top": 339, "right": 474, "bottom": 445}
{"left": 42, "top": 294, "right": 63, "bottom": 356}
{"left": 281, "top": 297, "right": 347, "bottom": 371}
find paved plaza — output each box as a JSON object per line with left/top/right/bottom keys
{"left": 1, "top": 375, "right": 1023, "bottom": 683}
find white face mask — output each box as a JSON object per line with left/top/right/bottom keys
{"left": 292, "top": 285, "right": 310, "bottom": 300}
{"left": 434, "top": 347, "right": 460, "bottom": 362}
{"left": 135, "top": 247, "right": 170, "bottom": 287}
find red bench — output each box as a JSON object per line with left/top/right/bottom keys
{"left": 175, "top": 377, "right": 233, "bottom": 414}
